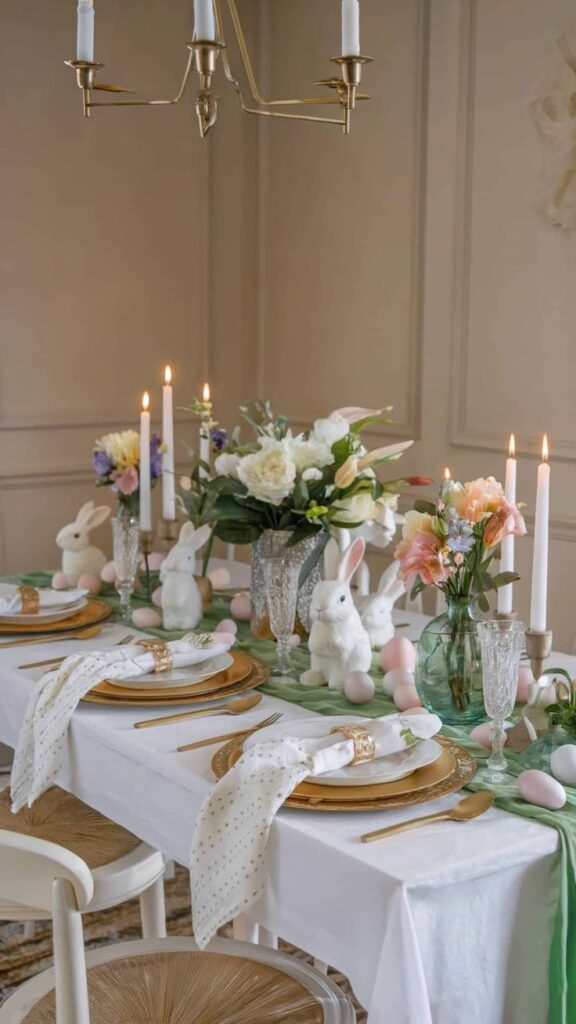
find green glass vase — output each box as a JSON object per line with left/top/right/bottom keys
{"left": 415, "top": 596, "right": 486, "bottom": 726}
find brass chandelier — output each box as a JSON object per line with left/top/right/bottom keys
{"left": 65, "top": 0, "right": 373, "bottom": 138}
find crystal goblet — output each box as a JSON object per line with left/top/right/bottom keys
{"left": 111, "top": 516, "right": 141, "bottom": 624}
{"left": 477, "top": 619, "right": 525, "bottom": 783}
{"left": 263, "top": 557, "right": 300, "bottom": 684}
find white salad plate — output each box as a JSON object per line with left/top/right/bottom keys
{"left": 0, "top": 585, "right": 88, "bottom": 626}
{"left": 109, "top": 653, "right": 235, "bottom": 690}
{"left": 245, "top": 715, "right": 443, "bottom": 786}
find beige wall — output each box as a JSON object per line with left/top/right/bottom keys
{"left": 3, "top": 0, "right": 576, "bottom": 649}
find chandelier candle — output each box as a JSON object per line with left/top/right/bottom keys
{"left": 139, "top": 391, "right": 152, "bottom": 533}
{"left": 76, "top": 0, "right": 95, "bottom": 62}
{"left": 194, "top": 0, "right": 216, "bottom": 41}
{"left": 341, "top": 0, "right": 360, "bottom": 57}
{"left": 530, "top": 434, "right": 550, "bottom": 633}
{"left": 162, "top": 365, "right": 176, "bottom": 522}
{"left": 497, "top": 434, "right": 517, "bottom": 615}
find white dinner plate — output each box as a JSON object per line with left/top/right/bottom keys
{"left": 0, "top": 596, "right": 88, "bottom": 626}
{"left": 244, "top": 715, "right": 443, "bottom": 786}
{"left": 108, "top": 653, "right": 235, "bottom": 690}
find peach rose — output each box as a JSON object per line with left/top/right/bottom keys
{"left": 449, "top": 476, "right": 505, "bottom": 523}
{"left": 400, "top": 510, "right": 437, "bottom": 543}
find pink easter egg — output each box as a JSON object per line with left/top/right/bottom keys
{"left": 382, "top": 668, "right": 414, "bottom": 698}
{"left": 393, "top": 682, "right": 421, "bottom": 711}
{"left": 214, "top": 632, "right": 236, "bottom": 647}
{"left": 77, "top": 573, "right": 102, "bottom": 596}
{"left": 516, "top": 666, "right": 534, "bottom": 704}
{"left": 151, "top": 586, "right": 163, "bottom": 608}
{"left": 52, "top": 571, "right": 69, "bottom": 590}
{"left": 230, "top": 593, "right": 251, "bottom": 621}
{"left": 216, "top": 618, "right": 238, "bottom": 635}
{"left": 402, "top": 706, "right": 429, "bottom": 715}
{"left": 132, "top": 607, "right": 163, "bottom": 630}
{"left": 208, "top": 567, "right": 232, "bottom": 590}
{"left": 100, "top": 560, "right": 117, "bottom": 583}
{"left": 288, "top": 633, "right": 301, "bottom": 648}
{"left": 380, "top": 636, "right": 417, "bottom": 674}
{"left": 470, "top": 723, "right": 496, "bottom": 749}
{"left": 344, "top": 671, "right": 375, "bottom": 705}
{"left": 518, "top": 769, "right": 566, "bottom": 810}
{"left": 147, "top": 552, "right": 165, "bottom": 571}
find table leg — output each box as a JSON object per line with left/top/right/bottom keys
{"left": 232, "top": 913, "right": 259, "bottom": 943}
{"left": 258, "top": 927, "right": 278, "bottom": 949}
{"left": 313, "top": 959, "right": 329, "bottom": 974}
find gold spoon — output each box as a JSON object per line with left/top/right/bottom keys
{"left": 360, "top": 791, "right": 495, "bottom": 843}
{"left": 19, "top": 633, "right": 136, "bottom": 670}
{"left": 0, "top": 624, "right": 104, "bottom": 651}
{"left": 133, "top": 691, "right": 262, "bottom": 730}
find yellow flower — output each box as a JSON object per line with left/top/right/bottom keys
{"left": 334, "top": 455, "right": 358, "bottom": 489}
{"left": 401, "top": 510, "right": 436, "bottom": 542}
{"left": 95, "top": 430, "right": 140, "bottom": 469}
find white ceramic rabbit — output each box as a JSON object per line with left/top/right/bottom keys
{"left": 300, "top": 537, "right": 372, "bottom": 691}
{"left": 55, "top": 501, "right": 111, "bottom": 585}
{"left": 357, "top": 561, "right": 406, "bottom": 649}
{"left": 160, "top": 522, "right": 212, "bottom": 630}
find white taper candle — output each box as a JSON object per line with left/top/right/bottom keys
{"left": 497, "top": 434, "right": 517, "bottom": 615}
{"left": 341, "top": 0, "right": 360, "bottom": 57}
{"left": 199, "top": 382, "right": 211, "bottom": 479}
{"left": 162, "top": 366, "right": 176, "bottom": 522}
{"left": 194, "top": 0, "right": 216, "bottom": 41}
{"left": 529, "top": 434, "right": 550, "bottom": 633}
{"left": 139, "top": 392, "right": 152, "bottom": 532}
{"left": 77, "top": 0, "right": 95, "bottom": 62}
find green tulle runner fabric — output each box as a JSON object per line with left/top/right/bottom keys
{"left": 7, "top": 570, "right": 576, "bottom": 1022}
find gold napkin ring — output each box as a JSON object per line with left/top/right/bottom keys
{"left": 329, "top": 724, "right": 376, "bottom": 765}
{"left": 137, "top": 639, "right": 173, "bottom": 674}
{"left": 18, "top": 586, "right": 40, "bottom": 615}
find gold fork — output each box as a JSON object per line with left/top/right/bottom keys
{"left": 176, "top": 711, "right": 283, "bottom": 752}
{"left": 19, "top": 633, "right": 136, "bottom": 670}
{"left": 0, "top": 624, "right": 104, "bottom": 651}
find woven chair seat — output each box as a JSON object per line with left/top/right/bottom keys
{"left": 0, "top": 787, "right": 141, "bottom": 869}
{"left": 23, "top": 950, "right": 325, "bottom": 1023}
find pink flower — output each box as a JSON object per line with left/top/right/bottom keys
{"left": 483, "top": 502, "right": 526, "bottom": 548}
{"left": 449, "top": 476, "right": 505, "bottom": 523}
{"left": 395, "top": 530, "right": 451, "bottom": 587}
{"left": 114, "top": 466, "right": 139, "bottom": 496}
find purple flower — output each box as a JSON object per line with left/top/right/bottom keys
{"left": 150, "top": 433, "right": 163, "bottom": 479}
{"left": 446, "top": 514, "right": 474, "bottom": 555}
{"left": 92, "top": 450, "right": 113, "bottom": 478}
{"left": 446, "top": 534, "right": 474, "bottom": 555}
{"left": 211, "top": 428, "right": 229, "bottom": 453}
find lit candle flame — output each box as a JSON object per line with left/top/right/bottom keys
{"left": 509, "top": 433, "right": 516, "bottom": 459}
{"left": 443, "top": 467, "right": 451, "bottom": 481}
{"left": 142, "top": 390, "right": 150, "bottom": 412}
{"left": 542, "top": 433, "right": 549, "bottom": 463}
{"left": 164, "top": 365, "right": 172, "bottom": 386}
{"left": 202, "top": 382, "right": 210, "bottom": 402}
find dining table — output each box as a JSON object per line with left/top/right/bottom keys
{"left": 0, "top": 600, "right": 572, "bottom": 1024}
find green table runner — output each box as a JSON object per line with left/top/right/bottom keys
{"left": 7, "top": 571, "right": 576, "bottom": 1021}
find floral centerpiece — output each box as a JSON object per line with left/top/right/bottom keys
{"left": 181, "top": 399, "right": 429, "bottom": 636}
{"left": 395, "top": 476, "right": 526, "bottom": 724}
{"left": 92, "top": 429, "right": 163, "bottom": 517}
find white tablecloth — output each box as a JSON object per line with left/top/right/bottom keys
{"left": 0, "top": 612, "right": 567, "bottom": 1024}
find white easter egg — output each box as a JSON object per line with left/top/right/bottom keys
{"left": 208, "top": 567, "right": 231, "bottom": 590}
{"left": 151, "top": 586, "right": 163, "bottom": 608}
{"left": 100, "top": 560, "right": 117, "bottom": 583}
{"left": 51, "top": 571, "right": 69, "bottom": 590}
{"left": 77, "top": 573, "right": 102, "bottom": 596}
{"left": 288, "top": 633, "right": 301, "bottom": 648}
{"left": 516, "top": 666, "right": 534, "bottom": 704}
{"left": 550, "top": 745, "right": 576, "bottom": 787}
{"left": 215, "top": 618, "right": 238, "bottom": 635}
{"left": 344, "top": 671, "right": 375, "bottom": 705}
{"left": 382, "top": 668, "right": 414, "bottom": 698}
{"left": 402, "top": 706, "right": 429, "bottom": 715}
{"left": 380, "top": 636, "right": 416, "bottom": 674}
{"left": 517, "top": 769, "right": 566, "bottom": 810}
{"left": 132, "top": 607, "right": 163, "bottom": 629}
{"left": 230, "top": 593, "right": 251, "bottom": 621}
{"left": 393, "top": 682, "right": 421, "bottom": 711}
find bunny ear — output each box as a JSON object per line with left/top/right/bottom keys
{"left": 178, "top": 523, "right": 196, "bottom": 544}
{"left": 84, "top": 505, "right": 111, "bottom": 531}
{"left": 77, "top": 501, "right": 95, "bottom": 525}
{"left": 189, "top": 523, "right": 212, "bottom": 552}
{"left": 378, "top": 561, "right": 401, "bottom": 594}
{"left": 323, "top": 538, "right": 341, "bottom": 580}
{"left": 337, "top": 538, "right": 365, "bottom": 584}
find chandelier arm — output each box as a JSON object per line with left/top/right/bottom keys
{"left": 222, "top": 0, "right": 343, "bottom": 108}
{"left": 86, "top": 49, "right": 195, "bottom": 109}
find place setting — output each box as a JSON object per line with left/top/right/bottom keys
{"left": 0, "top": 582, "right": 112, "bottom": 640}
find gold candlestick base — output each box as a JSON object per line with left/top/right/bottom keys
{"left": 140, "top": 530, "right": 154, "bottom": 555}
{"left": 525, "top": 628, "right": 553, "bottom": 681}
{"left": 160, "top": 518, "right": 179, "bottom": 544}
{"left": 494, "top": 610, "right": 518, "bottom": 621}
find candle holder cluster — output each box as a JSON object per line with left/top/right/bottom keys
{"left": 525, "top": 628, "right": 553, "bottom": 683}
{"left": 66, "top": 0, "right": 373, "bottom": 137}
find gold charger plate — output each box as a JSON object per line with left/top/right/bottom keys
{"left": 0, "top": 598, "right": 112, "bottom": 635}
{"left": 80, "top": 654, "right": 269, "bottom": 707}
{"left": 212, "top": 735, "right": 476, "bottom": 812}
{"left": 91, "top": 650, "right": 253, "bottom": 700}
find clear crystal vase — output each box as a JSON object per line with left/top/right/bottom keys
{"left": 415, "top": 595, "right": 485, "bottom": 725}
{"left": 250, "top": 529, "right": 323, "bottom": 639}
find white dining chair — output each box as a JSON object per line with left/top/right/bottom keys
{"left": 0, "top": 786, "right": 166, "bottom": 943}
{"left": 0, "top": 828, "right": 354, "bottom": 1024}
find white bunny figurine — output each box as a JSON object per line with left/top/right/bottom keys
{"left": 160, "top": 522, "right": 212, "bottom": 630}
{"left": 357, "top": 561, "right": 406, "bottom": 649}
{"left": 55, "top": 501, "right": 111, "bottom": 585}
{"left": 300, "top": 537, "right": 372, "bottom": 691}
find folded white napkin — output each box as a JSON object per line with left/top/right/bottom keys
{"left": 0, "top": 587, "right": 88, "bottom": 615}
{"left": 11, "top": 632, "right": 235, "bottom": 812}
{"left": 190, "top": 712, "right": 441, "bottom": 948}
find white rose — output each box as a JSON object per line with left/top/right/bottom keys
{"left": 214, "top": 452, "right": 241, "bottom": 479}
{"left": 237, "top": 438, "right": 296, "bottom": 506}
{"left": 289, "top": 434, "right": 333, "bottom": 472}
{"left": 310, "top": 412, "right": 350, "bottom": 458}
{"left": 331, "top": 491, "right": 378, "bottom": 525}
{"left": 302, "top": 467, "right": 323, "bottom": 482}
{"left": 353, "top": 495, "right": 398, "bottom": 548}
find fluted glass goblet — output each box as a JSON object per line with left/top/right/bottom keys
{"left": 112, "top": 516, "right": 141, "bottom": 623}
{"left": 478, "top": 619, "right": 525, "bottom": 782}
{"left": 263, "top": 557, "right": 299, "bottom": 684}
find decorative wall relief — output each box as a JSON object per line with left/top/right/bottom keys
{"left": 532, "top": 20, "right": 576, "bottom": 229}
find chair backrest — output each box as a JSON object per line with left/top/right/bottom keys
{"left": 0, "top": 828, "right": 93, "bottom": 912}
